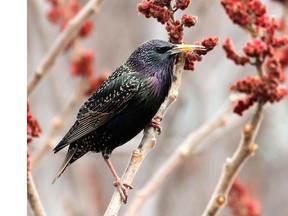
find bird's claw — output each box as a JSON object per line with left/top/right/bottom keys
{"left": 150, "top": 115, "right": 163, "bottom": 135}
{"left": 113, "top": 180, "right": 133, "bottom": 204}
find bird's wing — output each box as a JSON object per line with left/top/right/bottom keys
{"left": 54, "top": 73, "right": 143, "bottom": 151}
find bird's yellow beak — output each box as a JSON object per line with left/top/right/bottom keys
{"left": 170, "top": 44, "right": 206, "bottom": 54}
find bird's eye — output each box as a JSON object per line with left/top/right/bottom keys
{"left": 155, "top": 46, "right": 171, "bottom": 54}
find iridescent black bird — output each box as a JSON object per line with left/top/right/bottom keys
{"left": 53, "top": 39, "right": 205, "bottom": 202}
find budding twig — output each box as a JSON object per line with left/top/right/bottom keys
{"left": 201, "top": 0, "right": 287, "bottom": 213}
{"left": 27, "top": 0, "right": 103, "bottom": 97}
{"left": 27, "top": 173, "right": 47, "bottom": 216}
{"left": 201, "top": 101, "right": 264, "bottom": 216}
{"left": 124, "top": 101, "right": 232, "bottom": 216}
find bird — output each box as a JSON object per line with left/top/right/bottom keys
{"left": 53, "top": 39, "right": 206, "bottom": 203}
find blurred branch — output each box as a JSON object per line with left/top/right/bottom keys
{"left": 103, "top": 54, "right": 186, "bottom": 216}
{"left": 31, "top": 77, "right": 88, "bottom": 169}
{"left": 28, "top": 0, "right": 49, "bottom": 49}
{"left": 125, "top": 101, "right": 232, "bottom": 216}
{"left": 27, "top": 173, "right": 46, "bottom": 216}
{"left": 201, "top": 102, "right": 264, "bottom": 216}
{"left": 27, "top": 0, "right": 103, "bottom": 97}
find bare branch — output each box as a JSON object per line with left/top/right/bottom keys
{"left": 27, "top": 0, "right": 103, "bottom": 97}
{"left": 103, "top": 54, "right": 186, "bottom": 216}
{"left": 125, "top": 101, "right": 232, "bottom": 216}
{"left": 27, "top": 173, "right": 47, "bottom": 216}
{"left": 201, "top": 102, "right": 264, "bottom": 216}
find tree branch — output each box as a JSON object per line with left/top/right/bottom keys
{"left": 201, "top": 102, "right": 264, "bottom": 216}
{"left": 124, "top": 101, "right": 232, "bottom": 216}
{"left": 27, "top": 173, "right": 46, "bottom": 216}
{"left": 103, "top": 54, "right": 186, "bottom": 216}
{"left": 27, "top": 0, "right": 103, "bottom": 97}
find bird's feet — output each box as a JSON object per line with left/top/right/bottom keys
{"left": 113, "top": 180, "right": 133, "bottom": 204}
{"left": 149, "top": 115, "right": 163, "bottom": 135}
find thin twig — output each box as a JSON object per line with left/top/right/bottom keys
{"left": 201, "top": 102, "right": 264, "bottom": 216}
{"left": 31, "top": 77, "right": 88, "bottom": 169}
{"left": 27, "top": 173, "right": 47, "bottom": 216}
{"left": 124, "top": 101, "right": 232, "bottom": 216}
{"left": 103, "top": 54, "right": 186, "bottom": 216}
{"left": 27, "top": 0, "right": 103, "bottom": 97}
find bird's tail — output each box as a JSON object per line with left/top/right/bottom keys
{"left": 52, "top": 147, "right": 77, "bottom": 184}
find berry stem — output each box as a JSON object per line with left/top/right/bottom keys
{"left": 255, "top": 58, "right": 264, "bottom": 79}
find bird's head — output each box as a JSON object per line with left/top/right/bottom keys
{"left": 127, "top": 39, "right": 205, "bottom": 75}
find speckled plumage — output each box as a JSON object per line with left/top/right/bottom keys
{"left": 53, "top": 39, "right": 204, "bottom": 182}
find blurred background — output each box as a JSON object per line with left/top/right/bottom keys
{"left": 28, "top": 0, "right": 288, "bottom": 215}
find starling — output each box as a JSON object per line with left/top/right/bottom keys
{"left": 53, "top": 39, "right": 205, "bottom": 203}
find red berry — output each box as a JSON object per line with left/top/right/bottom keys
{"left": 79, "top": 20, "right": 94, "bottom": 37}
